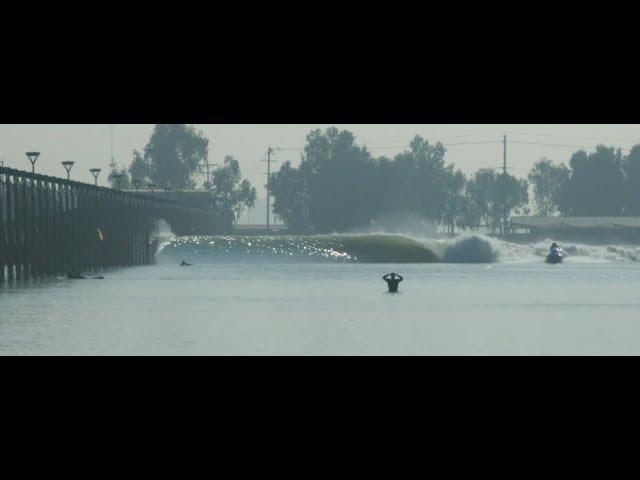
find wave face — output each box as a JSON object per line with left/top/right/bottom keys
{"left": 157, "top": 233, "right": 640, "bottom": 264}
{"left": 160, "top": 234, "right": 438, "bottom": 263}
{"left": 439, "top": 235, "right": 500, "bottom": 263}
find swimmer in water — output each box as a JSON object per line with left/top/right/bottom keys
{"left": 66, "top": 270, "right": 87, "bottom": 279}
{"left": 65, "top": 270, "right": 104, "bottom": 279}
{"left": 383, "top": 273, "right": 403, "bottom": 293}
{"left": 180, "top": 260, "right": 192, "bottom": 266}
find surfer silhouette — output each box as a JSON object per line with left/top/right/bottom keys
{"left": 383, "top": 273, "right": 403, "bottom": 293}
{"left": 66, "top": 270, "right": 87, "bottom": 279}
{"left": 66, "top": 270, "right": 104, "bottom": 279}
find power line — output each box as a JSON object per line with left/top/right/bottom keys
{"left": 505, "top": 130, "right": 640, "bottom": 143}
{"left": 363, "top": 140, "right": 501, "bottom": 150}
{"left": 509, "top": 139, "right": 632, "bottom": 152}
{"left": 272, "top": 136, "right": 640, "bottom": 153}
{"left": 274, "top": 139, "right": 502, "bottom": 152}
{"left": 510, "top": 139, "right": 600, "bottom": 149}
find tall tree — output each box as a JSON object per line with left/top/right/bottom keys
{"left": 302, "top": 128, "right": 378, "bottom": 232}
{"left": 270, "top": 160, "right": 311, "bottom": 232}
{"left": 107, "top": 158, "right": 131, "bottom": 189}
{"left": 491, "top": 172, "right": 529, "bottom": 230}
{"left": 143, "top": 124, "right": 208, "bottom": 190}
{"left": 211, "top": 156, "right": 257, "bottom": 221}
{"left": 624, "top": 144, "right": 640, "bottom": 214}
{"left": 441, "top": 167, "right": 467, "bottom": 234}
{"left": 528, "top": 158, "right": 570, "bottom": 216}
{"left": 466, "top": 169, "right": 528, "bottom": 233}
{"left": 465, "top": 169, "right": 496, "bottom": 230}
{"left": 378, "top": 136, "right": 449, "bottom": 222}
{"left": 128, "top": 149, "right": 151, "bottom": 185}
{"left": 556, "top": 146, "right": 626, "bottom": 215}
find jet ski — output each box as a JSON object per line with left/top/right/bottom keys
{"left": 545, "top": 243, "right": 563, "bottom": 264}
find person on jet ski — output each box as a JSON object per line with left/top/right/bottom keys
{"left": 546, "top": 242, "right": 563, "bottom": 264}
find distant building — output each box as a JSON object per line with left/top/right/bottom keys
{"left": 510, "top": 216, "right": 640, "bottom": 242}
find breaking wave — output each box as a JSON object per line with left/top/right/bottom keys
{"left": 159, "top": 234, "right": 438, "bottom": 263}
{"left": 156, "top": 233, "right": 640, "bottom": 264}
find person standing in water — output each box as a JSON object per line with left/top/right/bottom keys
{"left": 383, "top": 273, "right": 403, "bottom": 293}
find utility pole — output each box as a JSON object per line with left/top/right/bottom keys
{"left": 503, "top": 134, "right": 508, "bottom": 236}
{"left": 110, "top": 124, "right": 114, "bottom": 164}
{"left": 261, "top": 147, "right": 280, "bottom": 233}
{"left": 266, "top": 147, "right": 273, "bottom": 232}
{"left": 205, "top": 147, "right": 211, "bottom": 190}
{"left": 503, "top": 134, "right": 507, "bottom": 175}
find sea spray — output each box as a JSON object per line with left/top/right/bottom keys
{"left": 440, "top": 235, "right": 500, "bottom": 263}
{"left": 357, "top": 213, "right": 439, "bottom": 239}
{"left": 152, "top": 219, "right": 177, "bottom": 256}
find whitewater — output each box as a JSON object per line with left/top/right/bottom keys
{"left": 3, "top": 230, "right": 640, "bottom": 355}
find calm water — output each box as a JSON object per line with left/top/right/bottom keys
{"left": 2, "top": 234, "right": 640, "bottom": 355}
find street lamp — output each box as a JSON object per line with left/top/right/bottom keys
{"left": 26, "top": 152, "right": 40, "bottom": 174}
{"left": 132, "top": 178, "right": 141, "bottom": 192}
{"left": 112, "top": 173, "right": 124, "bottom": 190}
{"left": 89, "top": 168, "right": 102, "bottom": 186}
{"left": 61, "top": 161, "right": 75, "bottom": 181}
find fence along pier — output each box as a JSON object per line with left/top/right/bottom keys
{"left": 1, "top": 166, "right": 224, "bottom": 283}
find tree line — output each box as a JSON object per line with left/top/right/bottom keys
{"left": 269, "top": 127, "right": 640, "bottom": 234}
{"left": 529, "top": 145, "right": 640, "bottom": 217}
{"left": 108, "top": 124, "right": 257, "bottom": 222}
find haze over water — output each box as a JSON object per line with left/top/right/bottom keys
{"left": 2, "top": 234, "right": 640, "bottom": 355}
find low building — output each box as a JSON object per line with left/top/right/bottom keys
{"left": 510, "top": 216, "right": 640, "bottom": 242}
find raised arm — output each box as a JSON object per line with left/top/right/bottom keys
{"left": 397, "top": 274, "right": 404, "bottom": 282}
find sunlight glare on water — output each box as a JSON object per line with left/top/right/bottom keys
{"left": 2, "top": 235, "right": 640, "bottom": 355}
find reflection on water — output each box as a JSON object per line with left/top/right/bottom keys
{"left": 2, "top": 256, "right": 640, "bottom": 355}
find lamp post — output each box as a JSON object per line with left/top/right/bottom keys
{"left": 61, "top": 161, "right": 75, "bottom": 181}
{"left": 26, "top": 152, "right": 41, "bottom": 174}
{"left": 89, "top": 168, "right": 102, "bottom": 186}
{"left": 112, "top": 173, "right": 124, "bottom": 190}
{"left": 132, "top": 178, "right": 141, "bottom": 193}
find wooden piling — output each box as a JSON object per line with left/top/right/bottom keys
{"left": 1, "top": 165, "right": 224, "bottom": 283}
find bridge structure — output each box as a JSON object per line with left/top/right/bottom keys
{"left": 0, "top": 166, "right": 229, "bottom": 283}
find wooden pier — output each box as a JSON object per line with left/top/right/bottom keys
{"left": 0, "top": 166, "right": 227, "bottom": 283}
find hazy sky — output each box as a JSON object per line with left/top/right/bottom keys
{"left": 2, "top": 124, "right": 640, "bottom": 204}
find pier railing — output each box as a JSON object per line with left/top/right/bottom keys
{"left": 0, "top": 167, "right": 226, "bottom": 283}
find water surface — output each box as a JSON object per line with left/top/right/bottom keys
{"left": 2, "top": 234, "right": 639, "bottom": 355}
